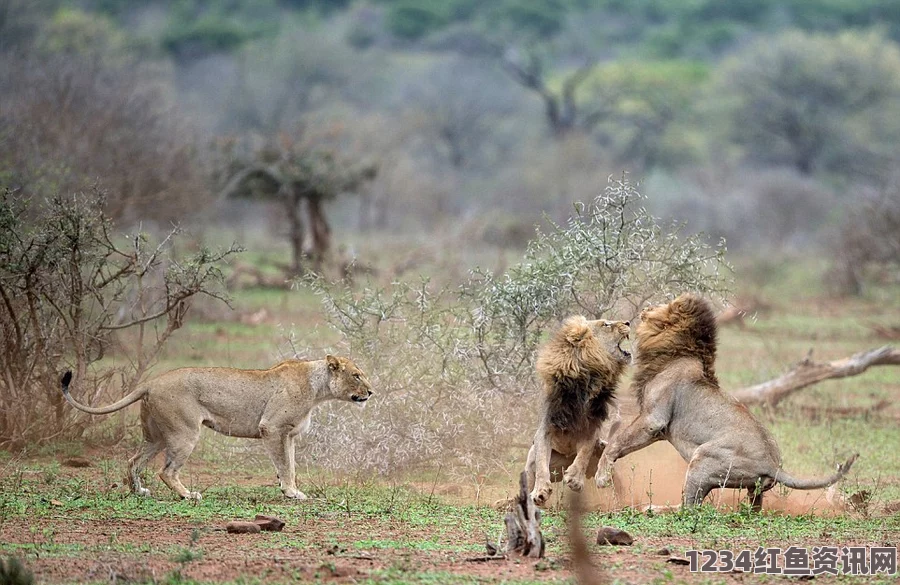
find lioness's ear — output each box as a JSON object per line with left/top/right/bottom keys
{"left": 326, "top": 354, "right": 341, "bottom": 371}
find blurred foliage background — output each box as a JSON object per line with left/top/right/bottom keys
{"left": 1, "top": 0, "right": 898, "bottom": 285}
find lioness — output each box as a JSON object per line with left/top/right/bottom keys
{"left": 60, "top": 356, "right": 373, "bottom": 500}
{"left": 528, "top": 316, "right": 631, "bottom": 507}
{"left": 595, "top": 294, "right": 857, "bottom": 509}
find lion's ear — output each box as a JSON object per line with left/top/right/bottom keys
{"left": 326, "top": 355, "right": 341, "bottom": 371}
{"left": 565, "top": 324, "right": 593, "bottom": 347}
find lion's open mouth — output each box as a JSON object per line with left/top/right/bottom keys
{"left": 617, "top": 336, "right": 632, "bottom": 359}
{"left": 351, "top": 394, "right": 370, "bottom": 403}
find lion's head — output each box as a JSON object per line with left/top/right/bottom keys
{"left": 326, "top": 355, "right": 374, "bottom": 406}
{"left": 536, "top": 316, "right": 631, "bottom": 435}
{"left": 632, "top": 294, "right": 718, "bottom": 403}
{"left": 537, "top": 316, "right": 631, "bottom": 385}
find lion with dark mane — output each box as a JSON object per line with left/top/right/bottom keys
{"left": 527, "top": 316, "right": 631, "bottom": 506}
{"left": 595, "top": 293, "right": 857, "bottom": 509}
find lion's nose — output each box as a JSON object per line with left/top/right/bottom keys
{"left": 624, "top": 321, "right": 630, "bottom": 327}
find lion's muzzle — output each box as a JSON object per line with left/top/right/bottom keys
{"left": 351, "top": 389, "right": 373, "bottom": 403}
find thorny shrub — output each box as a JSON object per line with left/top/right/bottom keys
{"left": 302, "top": 176, "right": 730, "bottom": 477}
{"left": 0, "top": 189, "right": 240, "bottom": 450}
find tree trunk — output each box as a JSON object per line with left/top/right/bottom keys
{"left": 306, "top": 195, "right": 331, "bottom": 266}
{"left": 732, "top": 346, "right": 900, "bottom": 407}
{"left": 286, "top": 190, "right": 305, "bottom": 275}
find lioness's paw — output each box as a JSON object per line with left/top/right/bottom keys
{"left": 530, "top": 484, "right": 552, "bottom": 507}
{"left": 564, "top": 470, "right": 585, "bottom": 493}
{"left": 284, "top": 489, "right": 308, "bottom": 500}
{"left": 136, "top": 487, "right": 152, "bottom": 497}
{"left": 185, "top": 491, "right": 203, "bottom": 501}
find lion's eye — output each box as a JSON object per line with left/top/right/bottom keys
{"left": 353, "top": 373, "right": 361, "bottom": 380}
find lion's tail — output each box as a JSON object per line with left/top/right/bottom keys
{"left": 60, "top": 371, "right": 149, "bottom": 415}
{"left": 775, "top": 453, "right": 858, "bottom": 490}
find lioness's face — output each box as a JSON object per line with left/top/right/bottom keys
{"left": 326, "top": 355, "right": 374, "bottom": 406}
{"left": 588, "top": 319, "right": 631, "bottom": 363}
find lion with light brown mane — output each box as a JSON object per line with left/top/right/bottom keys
{"left": 595, "top": 293, "right": 857, "bottom": 509}
{"left": 527, "top": 315, "right": 632, "bottom": 507}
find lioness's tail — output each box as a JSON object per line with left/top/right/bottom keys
{"left": 60, "top": 371, "right": 149, "bottom": 415}
{"left": 775, "top": 453, "right": 858, "bottom": 490}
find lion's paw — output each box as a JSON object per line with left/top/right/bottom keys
{"left": 136, "top": 487, "right": 152, "bottom": 497}
{"left": 284, "top": 489, "right": 308, "bottom": 501}
{"left": 185, "top": 491, "right": 203, "bottom": 501}
{"left": 594, "top": 469, "right": 612, "bottom": 489}
{"left": 564, "top": 470, "right": 585, "bottom": 493}
{"left": 530, "top": 484, "right": 552, "bottom": 507}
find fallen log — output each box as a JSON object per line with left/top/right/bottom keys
{"left": 731, "top": 346, "right": 900, "bottom": 407}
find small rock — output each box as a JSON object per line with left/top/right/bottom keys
{"left": 254, "top": 514, "right": 285, "bottom": 532}
{"left": 225, "top": 521, "right": 261, "bottom": 534}
{"left": 62, "top": 456, "right": 92, "bottom": 468}
{"left": 596, "top": 526, "right": 633, "bottom": 546}
{"left": 656, "top": 547, "right": 671, "bottom": 556}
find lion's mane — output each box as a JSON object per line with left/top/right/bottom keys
{"left": 632, "top": 293, "right": 719, "bottom": 406}
{"left": 536, "top": 316, "right": 626, "bottom": 438}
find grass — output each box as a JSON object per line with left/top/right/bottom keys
{"left": 1, "top": 250, "right": 897, "bottom": 583}
{"left": 1, "top": 465, "right": 895, "bottom": 547}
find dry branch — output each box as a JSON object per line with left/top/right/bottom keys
{"left": 504, "top": 471, "right": 544, "bottom": 558}
{"left": 731, "top": 346, "right": 900, "bottom": 407}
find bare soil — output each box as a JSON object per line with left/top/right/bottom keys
{"left": 3, "top": 446, "right": 886, "bottom": 584}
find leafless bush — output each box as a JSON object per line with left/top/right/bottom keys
{"left": 0, "top": 189, "right": 239, "bottom": 450}
{"left": 0, "top": 50, "right": 207, "bottom": 224}
{"left": 302, "top": 176, "right": 729, "bottom": 475}
{"left": 825, "top": 184, "right": 900, "bottom": 295}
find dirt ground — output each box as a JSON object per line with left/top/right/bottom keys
{"left": 3, "top": 515, "right": 884, "bottom": 585}
{"left": 4, "top": 444, "right": 892, "bottom": 585}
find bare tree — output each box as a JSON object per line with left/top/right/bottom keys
{"left": 502, "top": 48, "right": 602, "bottom": 138}
{"left": 218, "top": 135, "right": 376, "bottom": 275}
{"left": 404, "top": 57, "right": 521, "bottom": 170}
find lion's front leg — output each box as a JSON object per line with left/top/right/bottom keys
{"left": 280, "top": 430, "right": 307, "bottom": 500}
{"left": 529, "top": 422, "right": 553, "bottom": 506}
{"left": 563, "top": 435, "right": 596, "bottom": 493}
{"left": 260, "top": 422, "right": 307, "bottom": 500}
{"left": 595, "top": 414, "right": 664, "bottom": 488}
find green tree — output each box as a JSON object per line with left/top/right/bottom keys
{"left": 580, "top": 60, "right": 708, "bottom": 170}
{"left": 712, "top": 30, "right": 900, "bottom": 179}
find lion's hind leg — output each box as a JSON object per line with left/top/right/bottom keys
{"left": 128, "top": 440, "right": 162, "bottom": 497}
{"left": 158, "top": 424, "right": 203, "bottom": 500}
{"left": 128, "top": 413, "right": 163, "bottom": 497}
{"left": 682, "top": 440, "right": 739, "bottom": 508}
